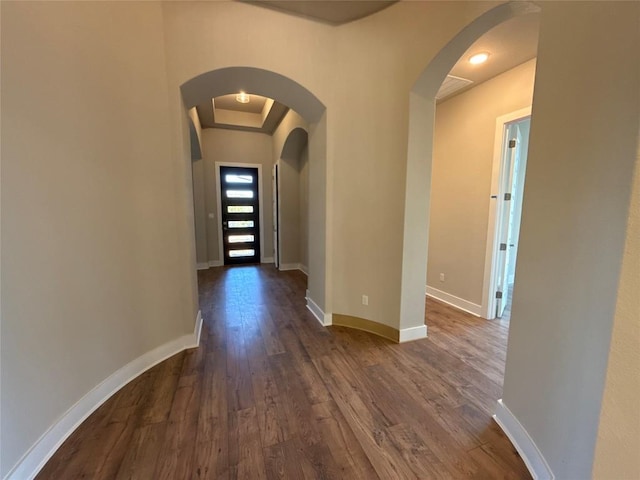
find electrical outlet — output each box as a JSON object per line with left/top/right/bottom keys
{"left": 362, "top": 295, "right": 369, "bottom": 306}
{"left": 439, "top": 273, "right": 445, "bottom": 282}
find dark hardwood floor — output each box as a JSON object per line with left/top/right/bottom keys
{"left": 37, "top": 265, "right": 529, "bottom": 479}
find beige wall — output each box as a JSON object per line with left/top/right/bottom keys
{"left": 501, "top": 2, "right": 640, "bottom": 478}
{"left": 2, "top": 1, "right": 639, "bottom": 478}
{"left": 299, "top": 146, "right": 310, "bottom": 270}
{"left": 278, "top": 154, "right": 301, "bottom": 265}
{"left": 160, "top": 0, "right": 495, "bottom": 327}
{"left": 428, "top": 59, "right": 536, "bottom": 305}
{"left": 593, "top": 142, "right": 640, "bottom": 479}
{"left": 271, "top": 109, "right": 309, "bottom": 267}
{"left": 192, "top": 156, "right": 208, "bottom": 265}
{"left": 190, "top": 109, "right": 208, "bottom": 265}
{"left": 0, "top": 2, "right": 197, "bottom": 476}
{"left": 198, "top": 128, "right": 274, "bottom": 263}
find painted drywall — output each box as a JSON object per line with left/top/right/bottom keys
{"left": 190, "top": 107, "right": 208, "bottom": 266}
{"left": 198, "top": 128, "right": 274, "bottom": 264}
{"left": 592, "top": 141, "right": 640, "bottom": 479}
{"left": 278, "top": 152, "right": 302, "bottom": 265}
{"left": 188, "top": 106, "right": 203, "bottom": 160}
{"left": 192, "top": 155, "right": 208, "bottom": 265}
{"left": 501, "top": 2, "right": 640, "bottom": 478}
{"left": 427, "top": 59, "right": 536, "bottom": 306}
{"left": 0, "top": 2, "right": 198, "bottom": 476}
{"left": 272, "top": 110, "right": 309, "bottom": 267}
{"left": 299, "top": 146, "right": 310, "bottom": 271}
{"left": 160, "top": 0, "right": 496, "bottom": 326}
{"left": 3, "top": 1, "right": 639, "bottom": 477}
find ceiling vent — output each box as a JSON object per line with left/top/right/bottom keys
{"left": 436, "top": 75, "right": 473, "bottom": 101}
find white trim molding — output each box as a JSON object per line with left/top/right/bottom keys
{"left": 208, "top": 260, "right": 223, "bottom": 268}
{"left": 306, "top": 295, "right": 332, "bottom": 326}
{"left": 278, "top": 263, "right": 308, "bottom": 275}
{"left": 193, "top": 310, "right": 203, "bottom": 346}
{"left": 426, "top": 285, "right": 482, "bottom": 317}
{"left": 5, "top": 311, "right": 204, "bottom": 480}
{"left": 196, "top": 262, "right": 209, "bottom": 271}
{"left": 279, "top": 262, "right": 300, "bottom": 271}
{"left": 399, "top": 325, "right": 428, "bottom": 342}
{"left": 493, "top": 399, "right": 554, "bottom": 480}
{"left": 261, "top": 256, "right": 274, "bottom": 264}
{"left": 481, "top": 106, "right": 532, "bottom": 319}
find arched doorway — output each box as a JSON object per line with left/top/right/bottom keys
{"left": 275, "top": 126, "right": 309, "bottom": 272}
{"left": 180, "top": 67, "right": 330, "bottom": 322}
{"left": 398, "top": 1, "right": 540, "bottom": 334}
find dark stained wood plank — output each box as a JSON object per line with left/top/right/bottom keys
{"left": 115, "top": 422, "right": 167, "bottom": 479}
{"left": 152, "top": 371, "right": 202, "bottom": 479}
{"left": 37, "top": 265, "right": 531, "bottom": 480}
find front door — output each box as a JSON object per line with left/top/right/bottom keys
{"left": 220, "top": 166, "right": 260, "bottom": 265}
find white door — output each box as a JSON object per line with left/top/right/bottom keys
{"left": 495, "top": 118, "right": 530, "bottom": 317}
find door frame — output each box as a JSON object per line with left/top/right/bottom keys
{"left": 273, "top": 161, "right": 280, "bottom": 268}
{"left": 215, "top": 161, "right": 266, "bottom": 264}
{"left": 481, "top": 106, "right": 531, "bottom": 319}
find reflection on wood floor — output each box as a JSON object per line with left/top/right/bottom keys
{"left": 37, "top": 265, "right": 530, "bottom": 479}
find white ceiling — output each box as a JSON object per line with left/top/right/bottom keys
{"left": 199, "top": 8, "right": 540, "bottom": 124}
{"left": 438, "top": 13, "right": 540, "bottom": 101}
{"left": 196, "top": 94, "right": 289, "bottom": 134}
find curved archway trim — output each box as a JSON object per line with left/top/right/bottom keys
{"left": 180, "top": 66, "right": 325, "bottom": 123}
{"left": 399, "top": 1, "right": 540, "bottom": 333}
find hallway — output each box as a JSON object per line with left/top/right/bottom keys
{"left": 37, "top": 266, "right": 529, "bottom": 479}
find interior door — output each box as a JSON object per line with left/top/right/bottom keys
{"left": 220, "top": 166, "right": 260, "bottom": 265}
{"left": 495, "top": 124, "right": 518, "bottom": 317}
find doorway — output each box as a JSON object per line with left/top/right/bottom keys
{"left": 218, "top": 165, "right": 261, "bottom": 265}
{"left": 273, "top": 162, "right": 280, "bottom": 268}
{"left": 484, "top": 110, "right": 531, "bottom": 319}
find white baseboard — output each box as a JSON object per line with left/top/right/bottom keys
{"left": 306, "top": 295, "right": 332, "bottom": 326}
{"left": 197, "top": 260, "right": 223, "bottom": 270}
{"left": 493, "top": 399, "right": 554, "bottom": 480}
{"left": 4, "top": 311, "right": 203, "bottom": 480}
{"left": 399, "top": 325, "right": 428, "bottom": 342}
{"left": 279, "top": 263, "right": 308, "bottom": 276}
{"left": 261, "top": 256, "right": 274, "bottom": 264}
{"left": 279, "top": 263, "right": 300, "bottom": 271}
{"left": 426, "top": 285, "right": 482, "bottom": 317}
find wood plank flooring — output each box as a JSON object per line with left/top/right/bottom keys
{"left": 37, "top": 265, "right": 530, "bottom": 479}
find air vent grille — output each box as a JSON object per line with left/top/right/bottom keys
{"left": 436, "top": 75, "right": 473, "bottom": 101}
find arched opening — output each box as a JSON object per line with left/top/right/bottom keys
{"left": 275, "top": 127, "right": 309, "bottom": 272}
{"left": 399, "top": 1, "right": 540, "bottom": 334}
{"left": 180, "top": 67, "right": 330, "bottom": 321}
{"left": 398, "top": 1, "right": 544, "bottom": 475}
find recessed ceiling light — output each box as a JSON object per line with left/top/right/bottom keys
{"left": 236, "top": 92, "right": 250, "bottom": 104}
{"left": 469, "top": 52, "right": 490, "bottom": 65}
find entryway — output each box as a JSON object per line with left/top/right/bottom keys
{"left": 219, "top": 165, "right": 261, "bottom": 265}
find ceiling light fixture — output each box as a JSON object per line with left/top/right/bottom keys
{"left": 236, "top": 91, "right": 250, "bottom": 104}
{"left": 469, "top": 52, "right": 490, "bottom": 65}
